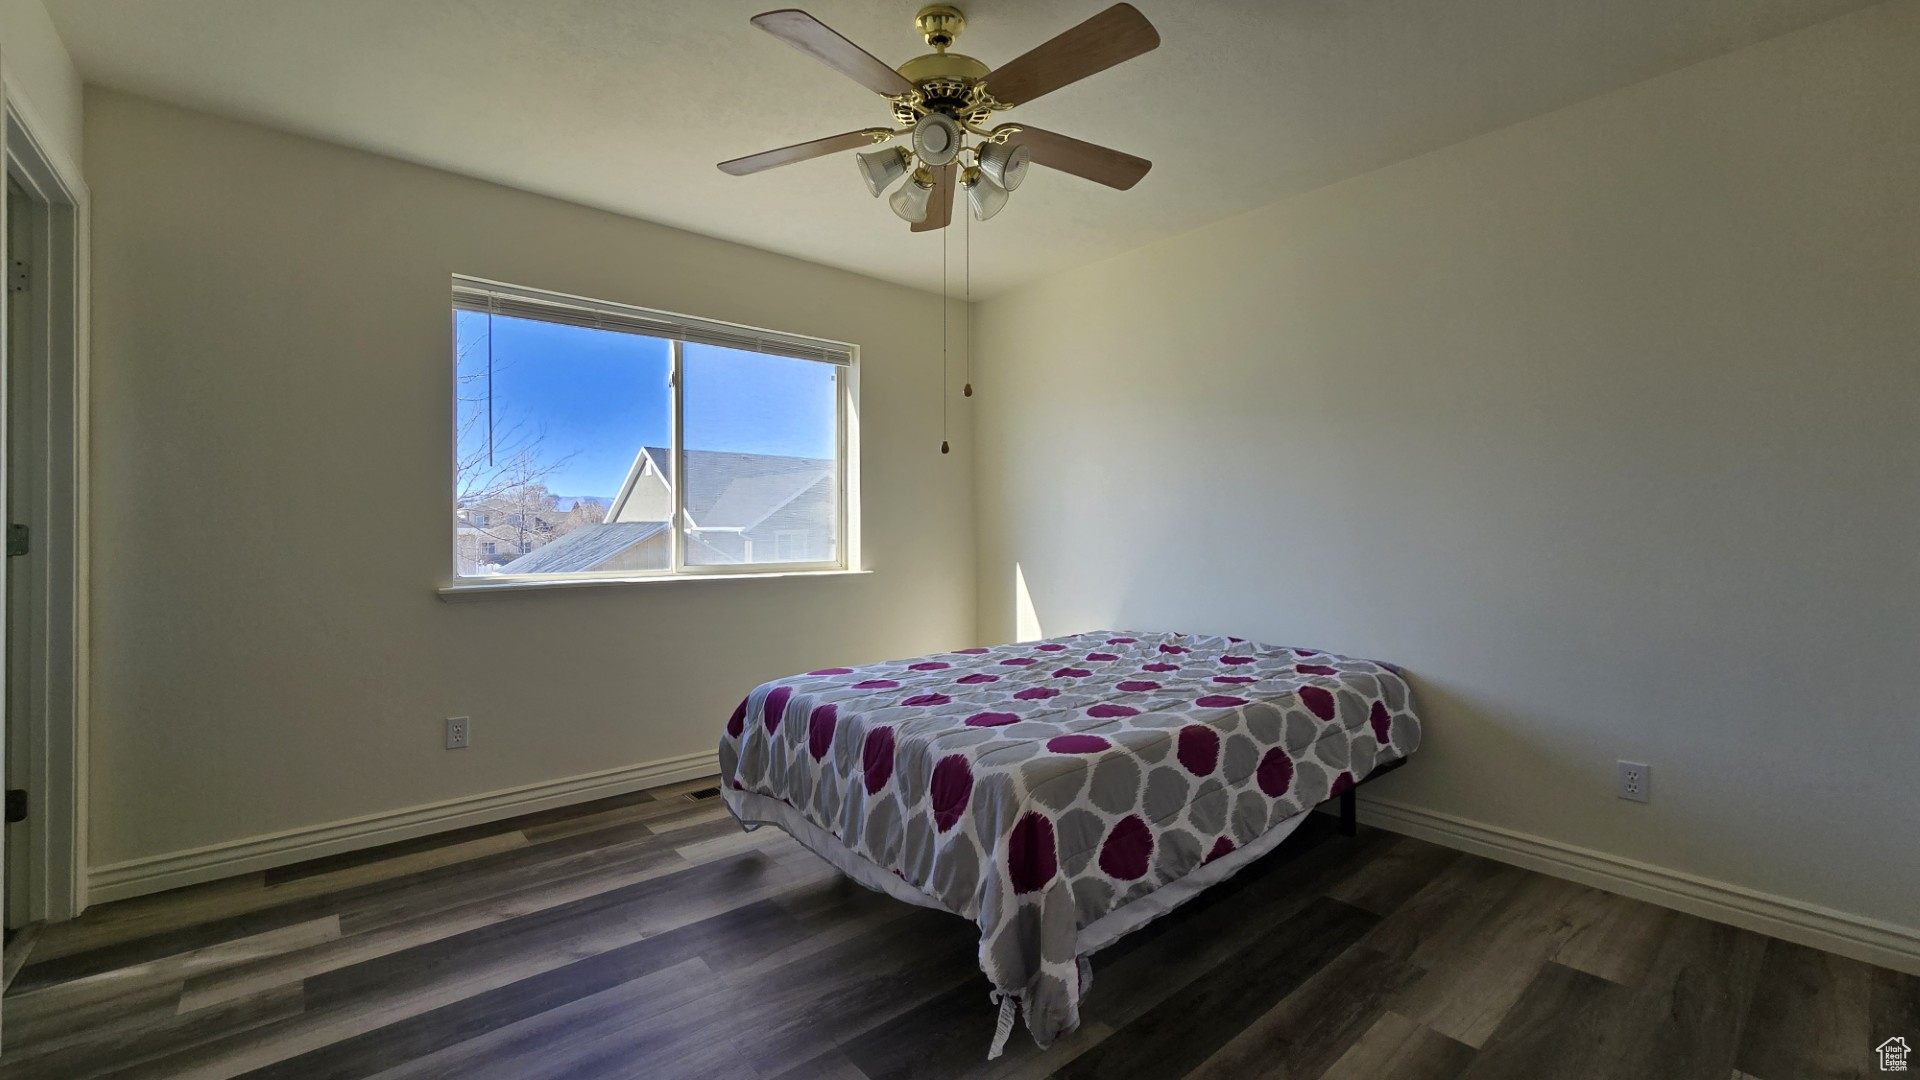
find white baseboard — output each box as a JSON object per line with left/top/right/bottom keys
{"left": 1357, "top": 796, "right": 1920, "bottom": 977}
{"left": 85, "top": 751, "right": 723, "bottom": 905}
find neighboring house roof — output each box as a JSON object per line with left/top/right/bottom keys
{"left": 498, "top": 521, "right": 668, "bottom": 574}
{"left": 701, "top": 469, "right": 829, "bottom": 531}
{"left": 610, "top": 446, "right": 831, "bottom": 531}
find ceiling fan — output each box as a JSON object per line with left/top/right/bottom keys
{"left": 717, "top": 4, "right": 1160, "bottom": 231}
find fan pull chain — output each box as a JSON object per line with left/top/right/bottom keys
{"left": 964, "top": 206, "right": 973, "bottom": 398}
{"left": 940, "top": 219, "right": 950, "bottom": 456}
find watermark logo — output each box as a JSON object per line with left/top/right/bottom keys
{"left": 1881, "top": 1036, "right": 1912, "bottom": 1072}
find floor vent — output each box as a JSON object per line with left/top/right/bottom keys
{"left": 682, "top": 787, "right": 722, "bottom": 802}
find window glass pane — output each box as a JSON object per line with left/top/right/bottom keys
{"left": 681, "top": 344, "right": 839, "bottom": 567}
{"left": 455, "top": 311, "right": 671, "bottom": 577}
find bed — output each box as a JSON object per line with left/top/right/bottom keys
{"left": 717, "top": 630, "right": 1421, "bottom": 1057}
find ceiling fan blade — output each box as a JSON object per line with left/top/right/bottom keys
{"left": 911, "top": 163, "right": 956, "bottom": 232}
{"left": 717, "top": 129, "right": 890, "bottom": 176}
{"left": 984, "top": 3, "right": 1159, "bottom": 107}
{"left": 751, "top": 10, "right": 915, "bottom": 97}
{"left": 996, "top": 125, "right": 1151, "bottom": 190}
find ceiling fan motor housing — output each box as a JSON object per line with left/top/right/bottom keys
{"left": 914, "top": 5, "right": 966, "bottom": 51}
{"left": 892, "top": 59, "right": 992, "bottom": 126}
{"left": 896, "top": 5, "right": 993, "bottom": 127}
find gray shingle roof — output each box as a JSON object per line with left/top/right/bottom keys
{"left": 499, "top": 521, "right": 667, "bottom": 574}
{"left": 640, "top": 447, "right": 831, "bottom": 529}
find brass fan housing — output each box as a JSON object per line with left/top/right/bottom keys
{"left": 896, "top": 52, "right": 988, "bottom": 86}
{"left": 914, "top": 5, "right": 965, "bottom": 50}
{"left": 893, "top": 5, "right": 996, "bottom": 126}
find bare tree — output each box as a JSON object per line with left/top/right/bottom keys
{"left": 454, "top": 322, "right": 586, "bottom": 564}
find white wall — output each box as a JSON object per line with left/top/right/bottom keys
{"left": 974, "top": 1, "right": 1918, "bottom": 942}
{"left": 85, "top": 91, "right": 974, "bottom": 872}
{"left": 0, "top": 0, "right": 80, "bottom": 170}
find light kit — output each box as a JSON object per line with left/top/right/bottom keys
{"left": 960, "top": 167, "right": 1008, "bottom": 220}
{"left": 856, "top": 146, "right": 912, "bottom": 196}
{"left": 889, "top": 167, "right": 936, "bottom": 223}
{"left": 976, "top": 140, "right": 1030, "bottom": 192}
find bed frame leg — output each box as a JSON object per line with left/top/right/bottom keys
{"left": 1338, "top": 788, "right": 1357, "bottom": 837}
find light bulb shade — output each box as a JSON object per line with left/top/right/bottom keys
{"left": 963, "top": 169, "right": 1009, "bottom": 220}
{"left": 977, "top": 141, "right": 1032, "bottom": 191}
{"left": 890, "top": 170, "right": 934, "bottom": 223}
{"left": 911, "top": 112, "right": 962, "bottom": 167}
{"left": 856, "top": 146, "right": 911, "bottom": 197}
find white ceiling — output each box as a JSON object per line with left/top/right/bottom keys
{"left": 45, "top": 0, "right": 1876, "bottom": 296}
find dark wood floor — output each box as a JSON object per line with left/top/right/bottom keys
{"left": 4, "top": 777, "right": 1913, "bottom": 1079}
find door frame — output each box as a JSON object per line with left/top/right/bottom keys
{"left": 3, "top": 73, "right": 89, "bottom": 925}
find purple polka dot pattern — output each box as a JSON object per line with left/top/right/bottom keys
{"left": 1099, "top": 815, "right": 1154, "bottom": 880}
{"left": 762, "top": 685, "right": 793, "bottom": 733}
{"left": 717, "top": 630, "right": 1421, "bottom": 1057}
{"left": 930, "top": 755, "right": 973, "bottom": 832}
{"left": 1177, "top": 725, "right": 1221, "bottom": 775}
{"left": 862, "top": 727, "right": 895, "bottom": 794}
{"left": 807, "top": 704, "right": 837, "bottom": 761}
{"left": 1008, "top": 811, "right": 1058, "bottom": 894}
{"left": 1257, "top": 748, "right": 1295, "bottom": 797}
{"left": 1046, "top": 734, "right": 1111, "bottom": 753}
{"left": 1299, "top": 685, "right": 1337, "bottom": 722}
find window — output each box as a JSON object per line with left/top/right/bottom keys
{"left": 451, "top": 277, "right": 853, "bottom": 583}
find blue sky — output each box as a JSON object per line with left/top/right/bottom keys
{"left": 456, "top": 313, "right": 837, "bottom": 498}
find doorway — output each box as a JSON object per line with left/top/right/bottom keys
{"left": 2, "top": 104, "right": 85, "bottom": 932}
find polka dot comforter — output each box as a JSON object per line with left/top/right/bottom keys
{"left": 717, "top": 630, "right": 1421, "bottom": 1057}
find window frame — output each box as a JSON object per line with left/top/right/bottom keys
{"left": 447, "top": 276, "right": 858, "bottom": 588}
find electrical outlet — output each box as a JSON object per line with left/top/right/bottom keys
{"left": 446, "top": 716, "right": 470, "bottom": 750}
{"left": 1617, "top": 760, "right": 1649, "bottom": 803}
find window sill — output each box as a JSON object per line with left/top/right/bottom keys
{"left": 437, "top": 568, "right": 871, "bottom": 602}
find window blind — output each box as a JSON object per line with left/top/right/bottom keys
{"left": 451, "top": 278, "right": 853, "bottom": 366}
